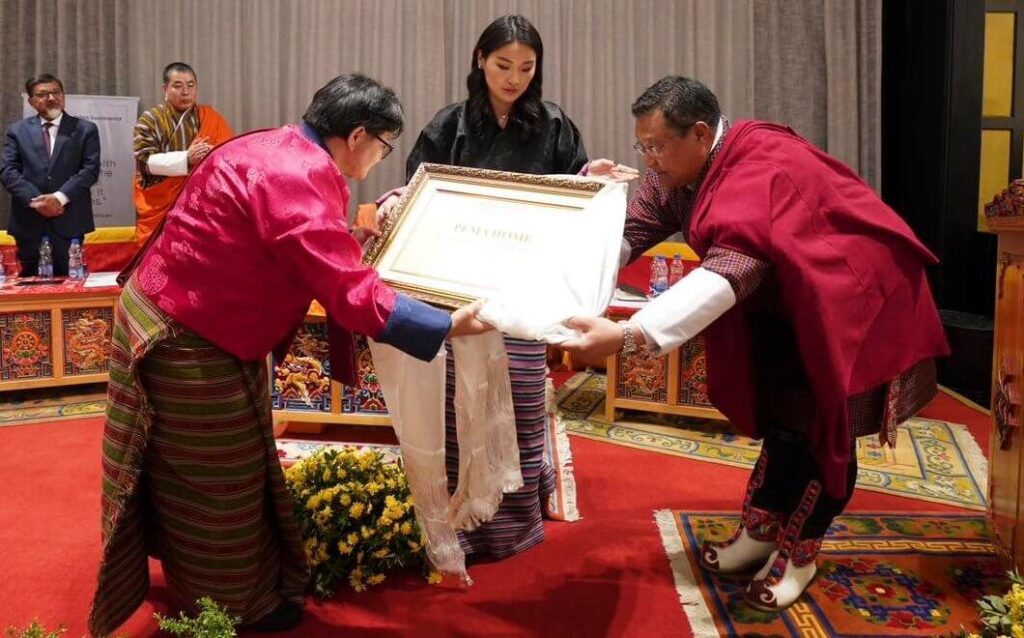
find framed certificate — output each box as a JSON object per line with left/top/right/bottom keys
{"left": 363, "top": 164, "right": 612, "bottom": 309}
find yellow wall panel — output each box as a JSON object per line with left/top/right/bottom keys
{"left": 984, "top": 12, "right": 1016, "bottom": 117}
{"left": 979, "top": 129, "right": 1012, "bottom": 230}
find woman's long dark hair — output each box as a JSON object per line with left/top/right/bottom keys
{"left": 465, "top": 14, "right": 544, "bottom": 138}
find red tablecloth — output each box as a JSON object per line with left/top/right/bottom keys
{"left": 0, "top": 276, "right": 120, "bottom": 297}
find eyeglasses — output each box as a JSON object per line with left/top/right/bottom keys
{"left": 31, "top": 89, "right": 63, "bottom": 100}
{"left": 373, "top": 134, "right": 394, "bottom": 160}
{"left": 632, "top": 123, "right": 697, "bottom": 157}
{"left": 633, "top": 139, "right": 675, "bottom": 157}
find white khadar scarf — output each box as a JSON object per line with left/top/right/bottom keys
{"left": 370, "top": 181, "right": 626, "bottom": 582}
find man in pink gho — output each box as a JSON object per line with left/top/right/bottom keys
{"left": 90, "top": 73, "right": 492, "bottom": 636}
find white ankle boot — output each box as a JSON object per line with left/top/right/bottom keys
{"left": 744, "top": 538, "right": 820, "bottom": 611}
{"left": 701, "top": 450, "right": 784, "bottom": 574}
{"left": 700, "top": 526, "right": 777, "bottom": 574}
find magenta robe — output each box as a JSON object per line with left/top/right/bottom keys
{"left": 687, "top": 120, "right": 950, "bottom": 497}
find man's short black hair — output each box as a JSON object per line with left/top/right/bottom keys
{"left": 632, "top": 76, "right": 721, "bottom": 133}
{"left": 25, "top": 74, "right": 63, "bottom": 96}
{"left": 302, "top": 73, "right": 404, "bottom": 140}
{"left": 163, "top": 62, "right": 197, "bottom": 84}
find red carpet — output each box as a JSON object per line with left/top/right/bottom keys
{"left": 0, "top": 387, "right": 990, "bottom": 637}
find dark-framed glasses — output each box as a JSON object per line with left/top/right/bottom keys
{"left": 32, "top": 89, "right": 64, "bottom": 100}
{"left": 373, "top": 133, "right": 395, "bottom": 160}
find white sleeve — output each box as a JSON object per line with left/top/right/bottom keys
{"left": 53, "top": 191, "right": 69, "bottom": 206}
{"left": 631, "top": 267, "right": 736, "bottom": 355}
{"left": 146, "top": 151, "right": 189, "bottom": 177}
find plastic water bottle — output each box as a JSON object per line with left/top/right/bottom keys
{"left": 68, "top": 239, "right": 84, "bottom": 279}
{"left": 669, "top": 253, "right": 685, "bottom": 286}
{"left": 649, "top": 255, "right": 669, "bottom": 298}
{"left": 38, "top": 236, "right": 53, "bottom": 280}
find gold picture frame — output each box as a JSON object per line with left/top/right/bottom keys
{"left": 363, "top": 163, "right": 607, "bottom": 309}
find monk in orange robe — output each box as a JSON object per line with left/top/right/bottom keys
{"left": 132, "top": 61, "right": 232, "bottom": 246}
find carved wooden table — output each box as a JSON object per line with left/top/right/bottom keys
{"left": 604, "top": 303, "right": 726, "bottom": 423}
{"left": 0, "top": 277, "right": 119, "bottom": 391}
{"left": 987, "top": 214, "right": 1024, "bottom": 568}
{"left": 270, "top": 302, "right": 390, "bottom": 432}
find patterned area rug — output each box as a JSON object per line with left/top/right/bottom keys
{"left": 558, "top": 372, "right": 988, "bottom": 511}
{"left": 657, "top": 510, "right": 997, "bottom": 637}
{"left": 0, "top": 383, "right": 106, "bottom": 426}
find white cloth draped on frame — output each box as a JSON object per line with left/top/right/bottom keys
{"left": 477, "top": 182, "right": 627, "bottom": 341}
{"left": 369, "top": 181, "right": 626, "bottom": 581}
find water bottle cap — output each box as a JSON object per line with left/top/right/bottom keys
{"left": 674, "top": 253, "right": 681, "bottom": 259}
{"left": 71, "top": 239, "right": 80, "bottom": 246}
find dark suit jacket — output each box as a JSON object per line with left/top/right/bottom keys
{"left": 0, "top": 112, "right": 101, "bottom": 240}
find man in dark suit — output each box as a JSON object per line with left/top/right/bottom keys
{"left": 0, "top": 74, "right": 101, "bottom": 276}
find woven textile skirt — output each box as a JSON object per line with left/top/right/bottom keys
{"left": 89, "top": 279, "right": 307, "bottom": 636}
{"left": 138, "top": 332, "right": 307, "bottom": 621}
{"left": 444, "top": 337, "right": 555, "bottom": 557}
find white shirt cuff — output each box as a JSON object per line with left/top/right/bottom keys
{"left": 631, "top": 267, "right": 736, "bottom": 355}
{"left": 53, "top": 191, "right": 69, "bottom": 207}
{"left": 147, "top": 151, "right": 189, "bottom": 177}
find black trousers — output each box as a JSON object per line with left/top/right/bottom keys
{"left": 749, "top": 428, "right": 858, "bottom": 540}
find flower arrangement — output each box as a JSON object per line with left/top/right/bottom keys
{"left": 284, "top": 447, "right": 438, "bottom": 597}
{"left": 959, "top": 569, "right": 1024, "bottom": 638}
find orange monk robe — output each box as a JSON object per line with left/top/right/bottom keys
{"left": 133, "top": 105, "right": 232, "bottom": 246}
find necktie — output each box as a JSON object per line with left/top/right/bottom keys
{"left": 42, "top": 122, "right": 53, "bottom": 159}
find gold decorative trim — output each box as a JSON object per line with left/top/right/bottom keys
{"left": 362, "top": 163, "right": 608, "bottom": 309}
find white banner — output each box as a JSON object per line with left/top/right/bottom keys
{"left": 23, "top": 94, "right": 139, "bottom": 228}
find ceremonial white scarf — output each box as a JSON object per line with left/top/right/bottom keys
{"left": 478, "top": 183, "right": 627, "bottom": 340}
{"left": 369, "top": 181, "right": 626, "bottom": 581}
{"left": 369, "top": 332, "right": 521, "bottom": 581}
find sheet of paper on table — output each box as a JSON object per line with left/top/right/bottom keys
{"left": 83, "top": 272, "right": 120, "bottom": 288}
{"left": 612, "top": 287, "right": 649, "bottom": 308}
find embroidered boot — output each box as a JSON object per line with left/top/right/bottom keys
{"left": 744, "top": 481, "right": 823, "bottom": 611}
{"left": 700, "top": 452, "right": 784, "bottom": 574}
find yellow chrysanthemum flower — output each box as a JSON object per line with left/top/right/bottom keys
{"left": 349, "top": 502, "right": 366, "bottom": 518}
{"left": 427, "top": 571, "right": 443, "bottom": 585}
{"left": 400, "top": 521, "right": 413, "bottom": 535}
{"left": 367, "top": 574, "right": 386, "bottom": 586}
